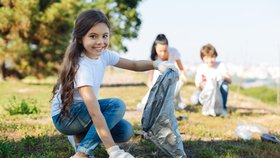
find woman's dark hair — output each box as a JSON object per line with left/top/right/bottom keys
{"left": 150, "top": 34, "right": 168, "bottom": 61}
{"left": 52, "top": 10, "right": 110, "bottom": 119}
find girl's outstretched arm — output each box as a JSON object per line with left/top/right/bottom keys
{"left": 114, "top": 57, "right": 154, "bottom": 71}
{"left": 115, "top": 57, "right": 177, "bottom": 75}
{"left": 78, "top": 86, "right": 115, "bottom": 149}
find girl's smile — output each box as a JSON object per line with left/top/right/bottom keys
{"left": 82, "top": 23, "right": 109, "bottom": 59}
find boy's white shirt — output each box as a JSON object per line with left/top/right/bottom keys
{"left": 51, "top": 49, "right": 120, "bottom": 117}
{"left": 195, "top": 61, "right": 228, "bottom": 88}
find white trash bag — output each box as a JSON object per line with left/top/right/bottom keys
{"left": 199, "top": 78, "right": 225, "bottom": 116}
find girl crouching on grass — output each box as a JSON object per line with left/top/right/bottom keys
{"left": 51, "top": 9, "right": 174, "bottom": 158}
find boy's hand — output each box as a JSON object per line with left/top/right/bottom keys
{"left": 199, "top": 81, "right": 206, "bottom": 90}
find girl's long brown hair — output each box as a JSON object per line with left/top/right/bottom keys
{"left": 52, "top": 10, "right": 110, "bottom": 119}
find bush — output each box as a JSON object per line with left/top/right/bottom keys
{"left": 5, "top": 96, "right": 40, "bottom": 115}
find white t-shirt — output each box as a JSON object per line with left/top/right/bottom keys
{"left": 51, "top": 49, "right": 120, "bottom": 116}
{"left": 156, "top": 47, "right": 181, "bottom": 63}
{"left": 195, "top": 61, "right": 228, "bottom": 87}
{"left": 152, "top": 47, "right": 181, "bottom": 84}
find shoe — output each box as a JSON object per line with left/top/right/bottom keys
{"left": 220, "top": 111, "right": 229, "bottom": 118}
{"left": 190, "top": 93, "right": 200, "bottom": 105}
{"left": 261, "top": 133, "right": 280, "bottom": 144}
{"left": 134, "top": 131, "right": 146, "bottom": 139}
{"left": 176, "top": 115, "right": 188, "bottom": 121}
{"left": 136, "top": 103, "right": 145, "bottom": 111}
{"left": 68, "top": 135, "right": 77, "bottom": 152}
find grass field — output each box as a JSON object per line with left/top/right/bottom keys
{"left": 0, "top": 70, "right": 280, "bottom": 158}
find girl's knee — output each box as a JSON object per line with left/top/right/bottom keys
{"left": 221, "top": 84, "right": 229, "bottom": 92}
{"left": 111, "top": 98, "right": 126, "bottom": 111}
{"left": 222, "top": 81, "right": 229, "bottom": 87}
{"left": 113, "top": 120, "right": 134, "bottom": 143}
{"left": 119, "top": 121, "right": 134, "bottom": 142}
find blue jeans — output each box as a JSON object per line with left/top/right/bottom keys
{"left": 191, "top": 81, "right": 229, "bottom": 110}
{"left": 52, "top": 98, "right": 134, "bottom": 156}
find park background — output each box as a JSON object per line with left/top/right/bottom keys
{"left": 0, "top": 0, "right": 280, "bottom": 157}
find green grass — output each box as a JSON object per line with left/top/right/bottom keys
{"left": 230, "top": 85, "right": 278, "bottom": 105}
{"left": 0, "top": 78, "right": 280, "bottom": 158}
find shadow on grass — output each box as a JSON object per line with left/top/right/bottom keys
{"left": 124, "top": 136, "right": 280, "bottom": 158}
{"left": 27, "top": 82, "right": 55, "bottom": 86}
{"left": 101, "top": 82, "right": 146, "bottom": 87}
{"left": 1, "top": 133, "right": 280, "bottom": 158}
{"left": 0, "top": 134, "right": 73, "bottom": 158}
{"left": 27, "top": 82, "right": 147, "bottom": 87}
{"left": 183, "top": 104, "right": 201, "bottom": 113}
{"left": 184, "top": 139, "right": 280, "bottom": 158}
{"left": 228, "top": 106, "right": 279, "bottom": 116}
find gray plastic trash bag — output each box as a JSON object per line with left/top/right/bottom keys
{"left": 141, "top": 69, "right": 187, "bottom": 158}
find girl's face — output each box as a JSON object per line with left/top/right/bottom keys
{"left": 82, "top": 23, "right": 109, "bottom": 59}
{"left": 155, "top": 43, "right": 168, "bottom": 60}
{"left": 203, "top": 56, "right": 217, "bottom": 68}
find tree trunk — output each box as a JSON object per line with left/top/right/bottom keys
{"left": 1, "top": 61, "right": 6, "bottom": 80}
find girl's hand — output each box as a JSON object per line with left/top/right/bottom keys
{"left": 153, "top": 61, "right": 177, "bottom": 73}
{"left": 107, "top": 145, "right": 134, "bottom": 158}
{"left": 179, "top": 70, "right": 187, "bottom": 82}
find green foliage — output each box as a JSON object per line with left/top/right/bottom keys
{"left": 0, "top": 0, "right": 142, "bottom": 78}
{"left": 5, "top": 96, "right": 40, "bottom": 115}
{"left": 95, "top": 0, "right": 142, "bottom": 52}
{"left": 230, "top": 86, "right": 277, "bottom": 105}
{"left": 0, "top": 138, "right": 14, "bottom": 157}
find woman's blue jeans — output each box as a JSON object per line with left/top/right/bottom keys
{"left": 191, "top": 81, "right": 229, "bottom": 110}
{"left": 52, "top": 98, "right": 134, "bottom": 156}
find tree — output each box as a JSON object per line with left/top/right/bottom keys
{"left": 0, "top": 0, "right": 37, "bottom": 79}
{"left": 0, "top": 0, "right": 142, "bottom": 79}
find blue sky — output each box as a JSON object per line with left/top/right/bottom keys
{"left": 122, "top": 0, "right": 280, "bottom": 66}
